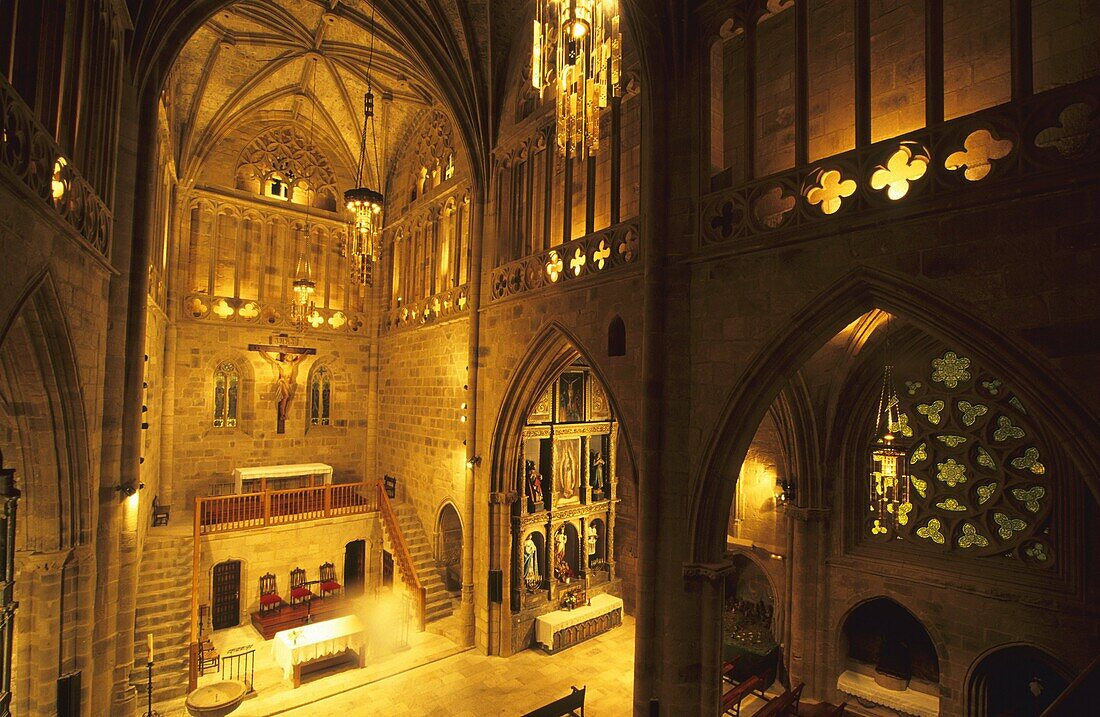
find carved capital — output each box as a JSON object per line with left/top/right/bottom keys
{"left": 15, "top": 548, "right": 72, "bottom": 576}
{"left": 490, "top": 491, "right": 519, "bottom": 505}
{"left": 782, "top": 505, "right": 830, "bottom": 523}
{"left": 682, "top": 561, "right": 737, "bottom": 584}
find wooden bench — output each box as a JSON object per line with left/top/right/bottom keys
{"left": 753, "top": 683, "right": 805, "bottom": 717}
{"left": 521, "top": 685, "right": 585, "bottom": 717}
{"left": 721, "top": 674, "right": 763, "bottom": 716}
{"left": 721, "top": 658, "right": 741, "bottom": 684}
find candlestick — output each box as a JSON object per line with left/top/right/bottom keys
{"left": 146, "top": 632, "right": 153, "bottom": 663}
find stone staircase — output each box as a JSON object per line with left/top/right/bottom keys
{"left": 390, "top": 502, "right": 455, "bottom": 624}
{"left": 129, "top": 531, "right": 193, "bottom": 704}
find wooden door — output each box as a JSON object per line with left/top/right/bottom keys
{"left": 344, "top": 540, "right": 365, "bottom": 597}
{"left": 382, "top": 550, "right": 394, "bottom": 589}
{"left": 211, "top": 560, "right": 241, "bottom": 630}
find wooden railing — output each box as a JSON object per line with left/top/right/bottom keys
{"left": 196, "top": 481, "right": 378, "bottom": 535}
{"left": 376, "top": 481, "right": 427, "bottom": 632}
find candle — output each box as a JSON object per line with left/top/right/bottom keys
{"left": 146, "top": 633, "right": 153, "bottom": 663}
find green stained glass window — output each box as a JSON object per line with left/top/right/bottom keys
{"left": 866, "top": 343, "right": 1057, "bottom": 568}
{"left": 213, "top": 362, "right": 240, "bottom": 428}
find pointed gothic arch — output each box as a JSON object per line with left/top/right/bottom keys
{"left": 692, "top": 266, "right": 1100, "bottom": 563}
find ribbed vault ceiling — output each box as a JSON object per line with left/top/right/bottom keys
{"left": 170, "top": 0, "right": 442, "bottom": 188}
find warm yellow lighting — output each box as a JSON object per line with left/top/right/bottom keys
{"left": 291, "top": 254, "right": 316, "bottom": 332}
{"left": 51, "top": 157, "right": 68, "bottom": 201}
{"left": 532, "top": 0, "right": 621, "bottom": 157}
{"left": 869, "top": 362, "right": 911, "bottom": 536}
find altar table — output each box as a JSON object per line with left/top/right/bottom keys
{"left": 232, "top": 462, "right": 333, "bottom": 493}
{"left": 272, "top": 614, "right": 365, "bottom": 686}
{"left": 837, "top": 670, "right": 940, "bottom": 717}
{"left": 535, "top": 593, "right": 624, "bottom": 653}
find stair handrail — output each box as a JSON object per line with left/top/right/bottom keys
{"left": 1041, "top": 652, "right": 1100, "bottom": 716}
{"left": 375, "top": 481, "right": 427, "bottom": 631}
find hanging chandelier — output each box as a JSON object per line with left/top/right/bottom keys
{"left": 346, "top": 5, "right": 385, "bottom": 286}
{"left": 290, "top": 253, "right": 316, "bottom": 332}
{"left": 532, "top": 0, "right": 621, "bottom": 158}
{"left": 869, "top": 361, "right": 911, "bottom": 537}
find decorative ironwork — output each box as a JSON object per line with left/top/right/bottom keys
{"left": 490, "top": 218, "right": 640, "bottom": 302}
{"left": 0, "top": 77, "right": 111, "bottom": 257}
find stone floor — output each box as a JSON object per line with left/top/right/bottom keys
{"left": 164, "top": 611, "right": 639, "bottom": 716}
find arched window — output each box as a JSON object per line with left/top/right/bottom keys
{"left": 213, "top": 362, "right": 240, "bottom": 428}
{"left": 309, "top": 366, "right": 332, "bottom": 426}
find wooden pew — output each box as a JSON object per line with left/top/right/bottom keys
{"left": 721, "top": 674, "right": 763, "bottom": 716}
{"left": 721, "top": 657, "right": 741, "bottom": 684}
{"left": 753, "top": 683, "right": 805, "bottom": 717}
{"left": 522, "top": 685, "right": 585, "bottom": 717}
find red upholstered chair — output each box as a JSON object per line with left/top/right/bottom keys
{"left": 319, "top": 562, "right": 341, "bottom": 598}
{"left": 289, "top": 567, "right": 313, "bottom": 604}
{"left": 259, "top": 572, "right": 283, "bottom": 613}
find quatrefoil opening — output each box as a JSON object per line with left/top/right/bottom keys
{"left": 870, "top": 143, "right": 930, "bottom": 200}
{"left": 804, "top": 169, "right": 857, "bottom": 215}
{"left": 945, "top": 129, "right": 1013, "bottom": 181}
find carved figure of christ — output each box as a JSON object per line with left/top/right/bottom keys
{"left": 248, "top": 342, "right": 317, "bottom": 434}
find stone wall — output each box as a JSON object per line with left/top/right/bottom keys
{"left": 199, "top": 514, "right": 381, "bottom": 620}
{"left": 166, "top": 321, "right": 371, "bottom": 506}
{"left": 376, "top": 318, "right": 470, "bottom": 552}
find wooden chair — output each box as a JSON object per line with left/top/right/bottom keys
{"left": 259, "top": 572, "right": 283, "bottom": 613}
{"left": 318, "top": 561, "right": 341, "bottom": 598}
{"left": 199, "top": 641, "right": 219, "bottom": 675}
{"left": 289, "top": 567, "right": 313, "bottom": 604}
{"left": 152, "top": 495, "right": 170, "bottom": 526}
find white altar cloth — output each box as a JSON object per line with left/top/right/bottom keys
{"left": 272, "top": 615, "right": 364, "bottom": 680}
{"left": 535, "top": 593, "right": 624, "bottom": 650}
{"left": 232, "top": 462, "right": 333, "bottom": 493}
{"left": 837, "top": 670, "right": 940, "bottom": 717}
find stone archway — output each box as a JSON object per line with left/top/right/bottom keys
{"left": 485, "top": 322, "right": 639, "bottom": 657}
{"left": 966, "top": 644, "right": 1072, "bottom": 717}
{"left": 435, "top": 502, "right": 463, "bottom": 592}
{"left": 0, "top": 275, "right": 91, "bottom": 717}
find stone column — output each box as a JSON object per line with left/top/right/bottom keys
{"left": 13, "top": 549, "right": 70, "bottom": 716}
{"left": 683, "top": 562, "right": 736, "bottom": 716}
{"left": 784, "top": 506, "right": 828, "bottom": 698}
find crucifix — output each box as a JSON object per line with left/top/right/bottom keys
{"left": 248, "top": 338, "right": 317, "bottom": 434}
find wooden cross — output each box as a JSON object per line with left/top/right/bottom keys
{"left": 248, "top": 338, "right": 317, "bottom": 434}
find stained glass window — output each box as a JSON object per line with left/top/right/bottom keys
{"left": 868, "top": 347, "right": 1056, "bottom": 568}
{"left": 310, "top": 366, "right": 331, "bottom": 426}
{"left": 213, "top": 362, "right": 239, "bottom": 428}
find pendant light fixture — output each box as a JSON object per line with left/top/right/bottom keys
{"left": 346, "top": 1, "right": 384, "bottom": 286}
{"left": 291, "top": 56, "right": 320, "bottom": 332}
{"left": 869, "top": 320, "right": 911, "bottom": 536}
{"left": 532, "top": 0, "right": 621, "bottom": 158}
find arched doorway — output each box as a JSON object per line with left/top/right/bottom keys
{"left": 838, "top": 598, "right": 940, "bottom": 704}
{"left": 436, "top": 504, "right": 463, "bottom": 592}
{"left": 722, "top": 554, "right": 780, "bottom": 689}
{"left": 968, "top": 645, "right": 1070, "bottom": 717}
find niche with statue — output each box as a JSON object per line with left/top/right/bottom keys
{"left": 512, "top": 363, "right": 619, "bottom": 614}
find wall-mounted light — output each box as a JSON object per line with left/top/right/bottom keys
{"left": 116, "top": 481, "right": 145, "bottom": 498}
{"left": 466, "top": 456, "right": 481, "bottom": 469}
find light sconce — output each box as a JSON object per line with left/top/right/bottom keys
{"left": 117, "top": 481, "right": 145, "bottom": 498}
{"left": 774, "top": 477, "right": 795, "bottom": 505}
{"left": 466, "top": 455, "right": 482, "bottom": 469}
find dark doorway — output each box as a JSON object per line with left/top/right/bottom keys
{"left": 382, "top": 550, "right": 394, "bottom": 589}
{"left": 211, "top": 560, "right": 241, "bottom": 630}
{"left": 437, "top": 505, "right": 463, "bottom": 592}
{"left": 344, "top": 540, "right": 366, "bottom": 597}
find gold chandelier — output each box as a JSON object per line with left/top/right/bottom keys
{"left": 290, "top": 253, "right": 317, "bottom": 332}
{"left": 346, "top": 3, "right": 384, "bottom": 286}
{"left": 532, "top": 0, "right": 621, "bottom": 157}
{"left": 869, "top": 361, "right": 911, "bottom": 536}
